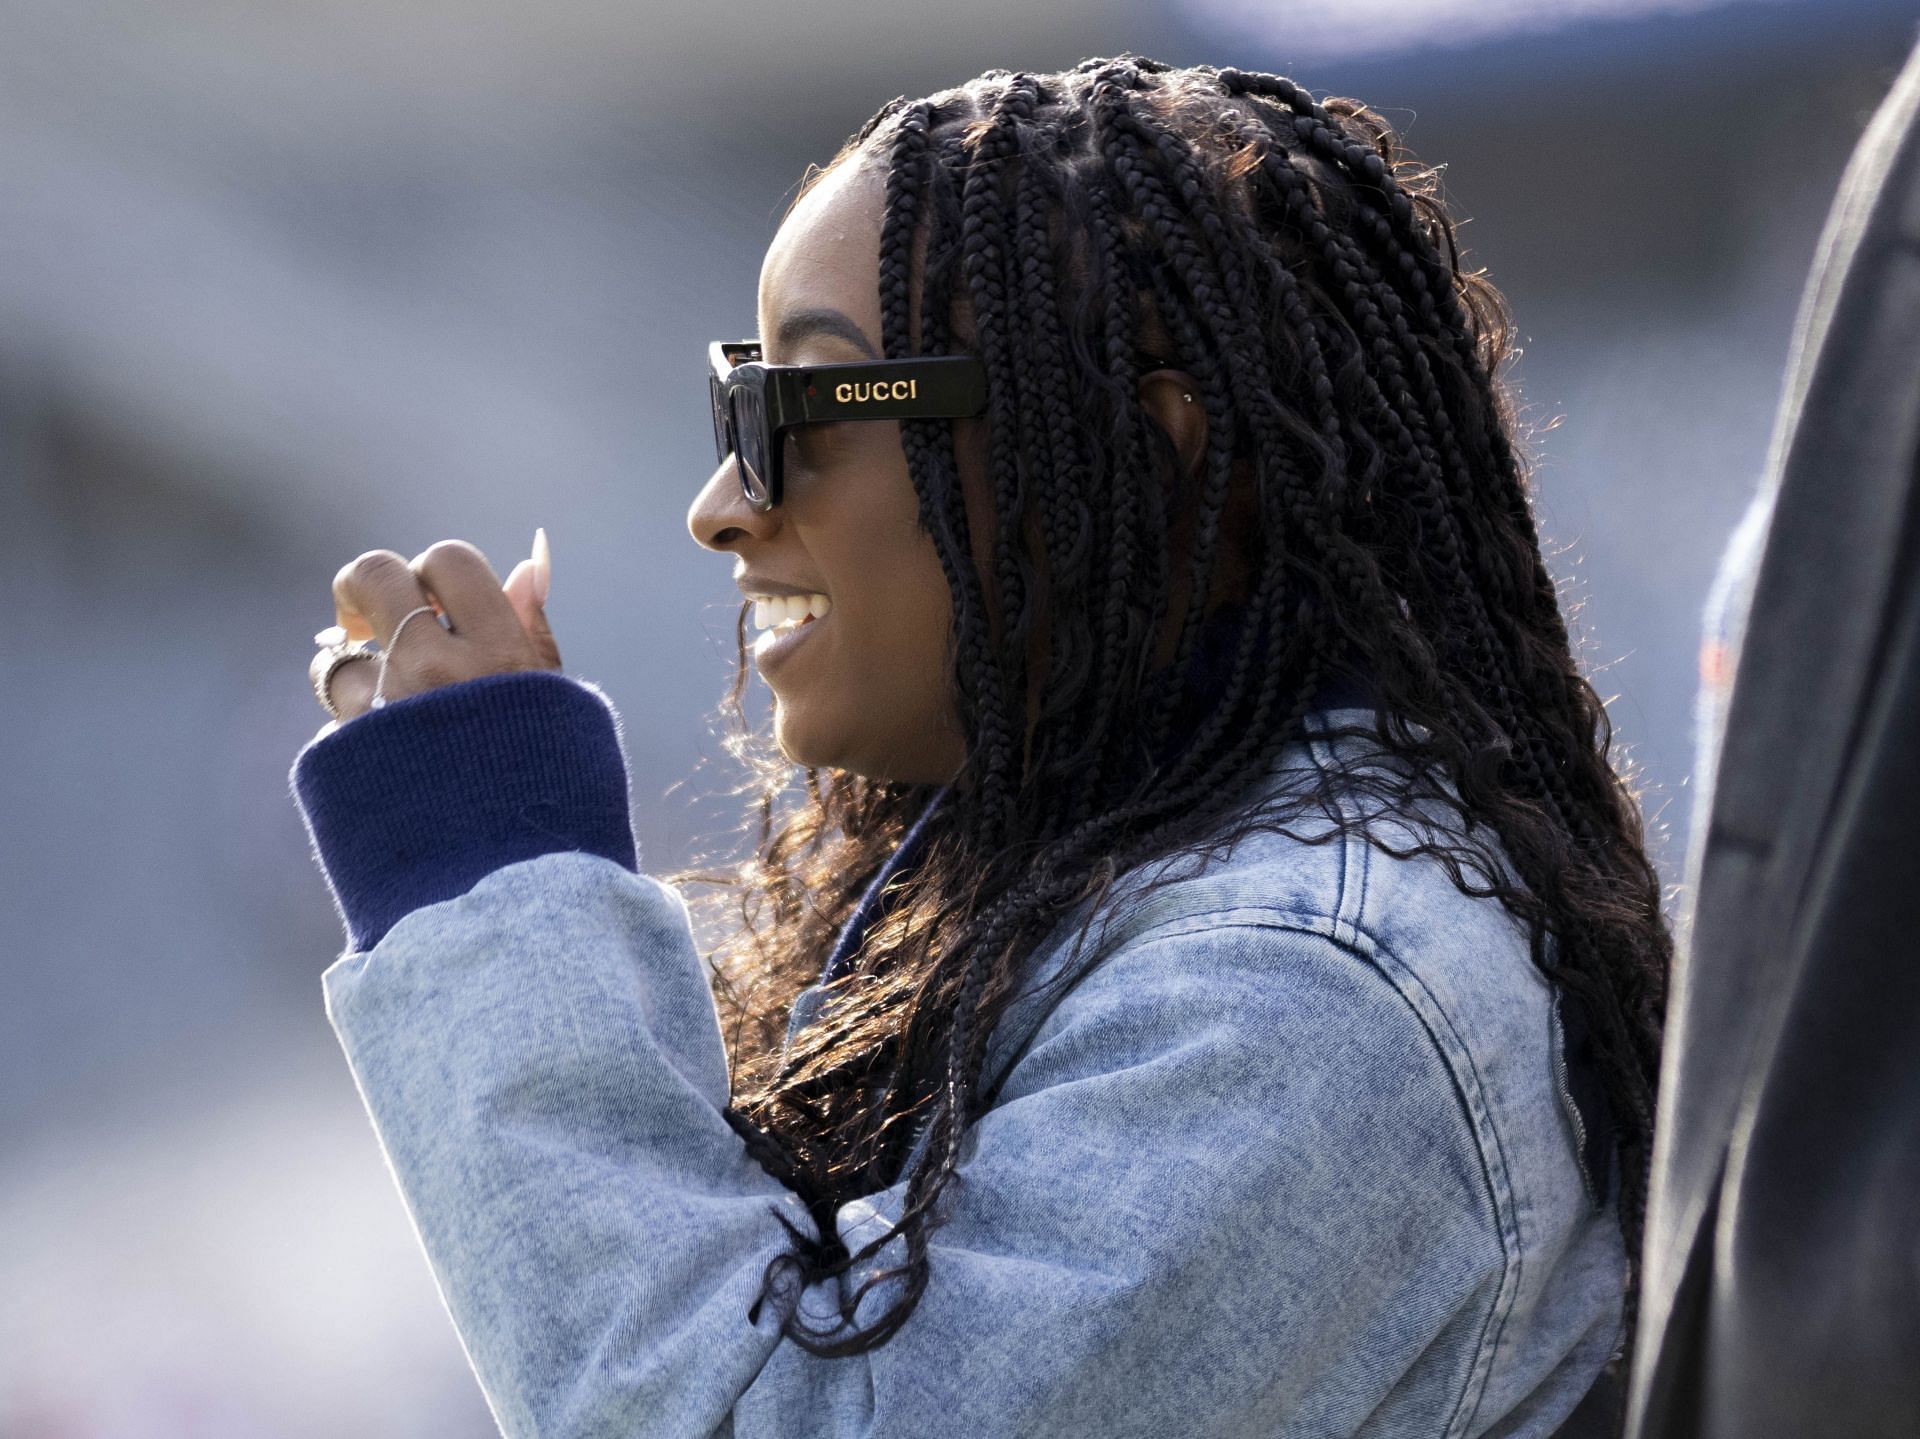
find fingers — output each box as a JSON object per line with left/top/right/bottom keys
{"left": 502, "top": 559, "right": 564, "bottom": 670}
{"left": 309, "top": 648, "right": 379, "bottom": 716}
{"left": 408, "top": 539, "right": 523, "bottom": 651}
{"left": 316, "top": 537, "right": 556, "bottom": 722}
{"left": 329, "top": 548, "right": 456, "bottom": 718}
{"left": 503, "top": 558, "right": 540, "bottom": 634}
{"left": 333, "top": 549, "right": 444, "bottom": 649}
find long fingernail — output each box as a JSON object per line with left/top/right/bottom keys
{"left": 533, "top": 527, "right": 551, "bottom": 606}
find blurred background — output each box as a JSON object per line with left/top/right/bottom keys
{"left": 2, "top": 0, "right": 1914, "bottom": 1431}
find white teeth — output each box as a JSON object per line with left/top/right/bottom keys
{"left": 749, "top": 593, "right": 831, "bottom": 631}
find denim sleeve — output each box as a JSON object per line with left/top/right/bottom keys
{"left": 321, "top": 852, "right": 1508, "bottom": 1438}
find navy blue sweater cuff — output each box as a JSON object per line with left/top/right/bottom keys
{"left": 289, "top": 669, "right": 638, "bottom": 953}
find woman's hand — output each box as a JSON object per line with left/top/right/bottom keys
{"left": 309, "top": 531, "right": 560, "bottom": 735}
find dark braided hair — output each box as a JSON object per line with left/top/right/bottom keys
{"left": 670, "top": 55, "right": 1672, "bottom": 1366}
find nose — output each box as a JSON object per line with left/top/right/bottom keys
{"left": 687, "top": 454, "right": 778, "bottom": 553}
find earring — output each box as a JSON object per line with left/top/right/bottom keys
{"left": 1182, "top": 392, "right": 1193, "bottom": 402}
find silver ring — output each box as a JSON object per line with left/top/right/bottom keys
{"left": 312, "top": 627, "right": 380, "bottom": 721}
{"left": 370, "top": 604, "right": 440, "bottom": 710}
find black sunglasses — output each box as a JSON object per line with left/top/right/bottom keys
{"left": 708, "top": 339, "right": 989, "bottom": 511}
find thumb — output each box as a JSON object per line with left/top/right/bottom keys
{"left": 503, "top": 559, "right": 564, "bottom": 670}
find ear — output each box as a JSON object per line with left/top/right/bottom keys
{"left": 1137, "top": 368, "right": 1206, "bottom": 480}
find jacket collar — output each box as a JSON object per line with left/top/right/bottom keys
{"left": 819, "top": 605, "right": 1377, "bottom": 986}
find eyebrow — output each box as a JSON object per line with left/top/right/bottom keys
{"left": 771, "top": 306, "right": 880, "bottom": 362}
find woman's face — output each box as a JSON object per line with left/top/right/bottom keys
{"left": 687, "top": 157, "right": 972, "bottom": 785}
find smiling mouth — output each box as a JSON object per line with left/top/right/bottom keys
{"left": 751, "top": 609, "right": 825, "bottom": 667}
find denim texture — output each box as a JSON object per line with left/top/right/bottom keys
{"left": 299, "top": 679, "right": 1625, "bottom": 1438}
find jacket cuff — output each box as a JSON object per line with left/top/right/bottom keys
{"left": 289, "top": 669, "right": 638, "bottom": 953}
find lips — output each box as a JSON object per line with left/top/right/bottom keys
{"left": 751, "top": 607, "right": 826, "bottom": 671}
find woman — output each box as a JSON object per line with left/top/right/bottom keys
{"left": 293, "top": 55, "right": 1668, "bottom": 1436}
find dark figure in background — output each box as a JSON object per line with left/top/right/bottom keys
{"left": 1628, "top": 32, "right": 1920, "bottom": 1439}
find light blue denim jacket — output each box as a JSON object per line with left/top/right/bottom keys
{"left": 291, "top": 671, "right": 1625, "bottom": 1438}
